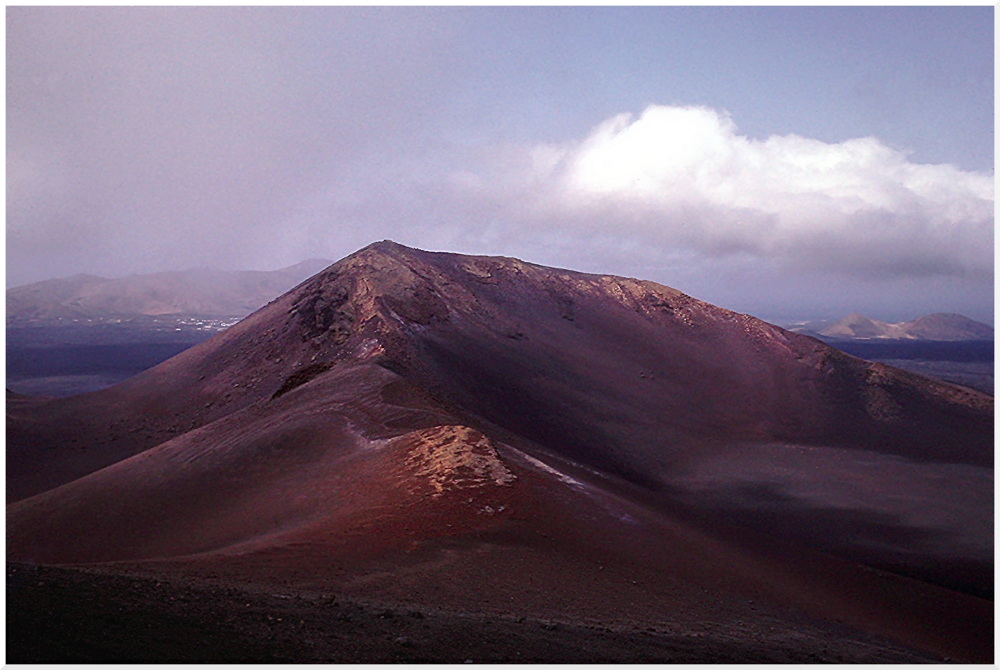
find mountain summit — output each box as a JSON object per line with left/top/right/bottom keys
{"left": 7, "top": 241, "right": 993, "bottom": 662}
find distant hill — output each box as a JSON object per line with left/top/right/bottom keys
{"left": 7, "top": 259, "right": 332, "bottom": 329}
{"left": 818, "top": 312, "right": 993, "bottom": 341}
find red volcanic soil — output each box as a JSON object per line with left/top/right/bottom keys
{"left": 7, "top": 241, "right": 994, "bottom": 663}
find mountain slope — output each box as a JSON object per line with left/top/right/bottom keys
{"left": 904, "top": 312, "right": 995, "bottom": 340}
{"left": 7, "top": 359, "right": 992, "bottom": 661}
{"left": 7, "top": 241, "right": 994, "bottom": 662}
{"left": 9, "top": 242, "right": 992, "bottom": 501}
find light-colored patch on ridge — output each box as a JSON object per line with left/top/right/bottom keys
{"left": 460, "top": 261, "right": 493, "bottom": 280}
{"left": 344, "top": 419, "right": 393, "bottom": 452}
{"left": 521, "top": 452, "right": 586, "bottom": 489}
{"left": 403, "top": 425, "right": 516, "bottom": 496}
{"left": 355, "top": 337, "right": 385, "bottom": 360}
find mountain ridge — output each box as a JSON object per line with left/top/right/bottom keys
{"left": 817, "top": 311, "right": 993, "bottom": 341}
{"left": 7, "top": 240, "right": 994, "bottom": 662}
{"left": 6, "top": 258, "right": 332, "bottom": 327}
{"left": 9, "top": 240, "right": 991, "bottom": 500}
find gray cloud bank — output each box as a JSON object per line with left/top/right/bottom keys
{"left": 444, "top": 105, "right": 993, "bottom": 280}
{"left": 8, "top": 7, "right": 466, "bottom": 282}
{"left": 301, "top": 105, "right": 993, "bottom": 322}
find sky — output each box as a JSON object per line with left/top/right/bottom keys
{"left": 6, "top": 6, "right": 995, "bottom": 324}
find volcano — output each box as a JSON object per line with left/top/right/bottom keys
{"left": 7, "top": 242, "right": 993, "bottom": 662}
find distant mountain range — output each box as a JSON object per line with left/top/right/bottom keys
{"left": 794, "top": 313, "right": 993, "bottom": 341}
{"left": 7, "top": 259, "right": 331, "bottom": 330}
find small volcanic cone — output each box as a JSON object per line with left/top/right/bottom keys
{"left": 7, "top": 241, "right": 994, "bottom": 662}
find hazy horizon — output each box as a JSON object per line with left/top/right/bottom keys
{"left": 7, "top": 7, "right": 994, "bottom": 324}
{"left": 5, "top": 240, "right": 995, "bottom": 329}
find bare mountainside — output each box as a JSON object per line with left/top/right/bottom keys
{"left": 6, "top": 258, "right": 331, "bottom": 327}
{"left": 7, "top": 242, "right": 994, "bottom": 662}
{"left": 819, "top": 312, "right": 993, "bottom": 341}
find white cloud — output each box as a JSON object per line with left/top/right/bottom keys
{"left": 455, "top": 105, "right": 993, "bottom": 280}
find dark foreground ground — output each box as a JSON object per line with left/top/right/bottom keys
{"left": 7, "top": 562, "right": 940, "bottom": 663}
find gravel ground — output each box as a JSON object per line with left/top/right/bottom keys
{"left": 7, "top": 561, "right": 938, "bottom": 664}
